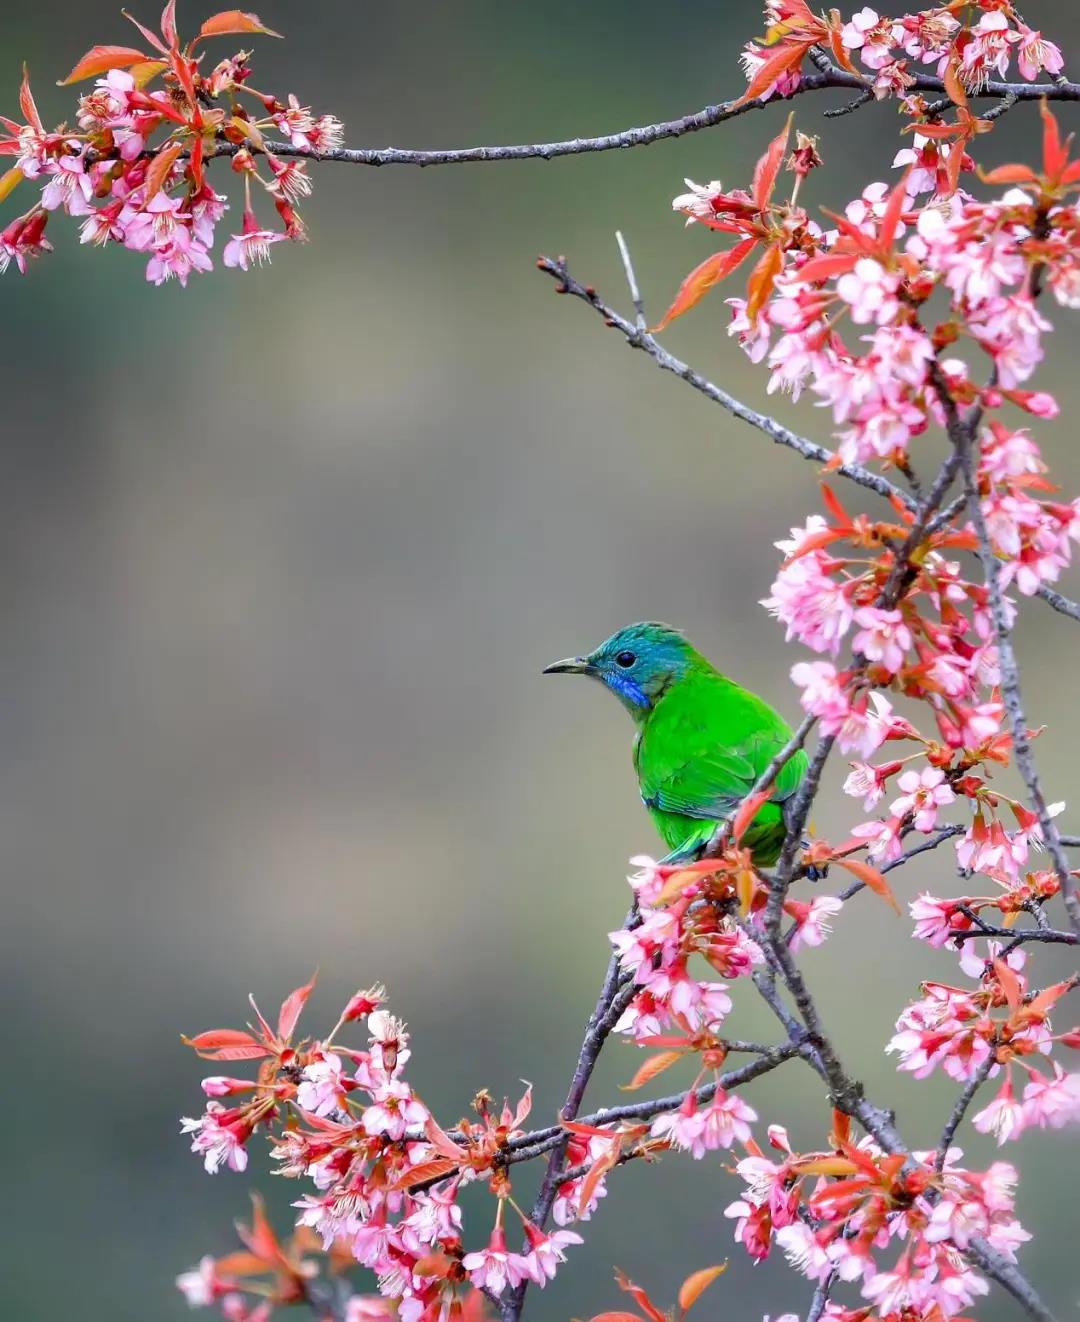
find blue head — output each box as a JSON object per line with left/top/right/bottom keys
{"left": 543, "top": 622, "right": 699, "bottom": 719}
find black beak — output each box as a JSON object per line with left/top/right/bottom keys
{"left": 542, "top": 656, "right": 591, "bottom": 675}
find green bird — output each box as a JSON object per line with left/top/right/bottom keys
{"left": 543, "top": 622, "right": 808, "bottom": 866}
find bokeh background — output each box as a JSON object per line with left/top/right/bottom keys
{"left": 2, "top": 2, "right": 1079, "bottom": 1318}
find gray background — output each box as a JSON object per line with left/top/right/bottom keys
{"left": 2, "top": 2, "right": 1078, "bottom": 1319}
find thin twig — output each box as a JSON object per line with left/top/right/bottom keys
{"left": 537, "top": 255, "right": 910, "bottom": 506}
{"left": 936, "top": 1054, "right": 996, "bottom": 1171}
{"left": 615, "top": 231, "right": 647, "bottom": 331}
{"left": 955, "top": 432, "right": 1080, "bottom": 936}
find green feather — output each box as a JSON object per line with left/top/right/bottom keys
{"left": 545, "top": 623, "right": 807, "bottom": 866}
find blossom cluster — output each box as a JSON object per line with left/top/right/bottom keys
{"left": 726, "top": 1115, "right": 1027, "bottom": 1321}
{"left": 0, "top": 4, "right": 342, "bottom": 283}
{"left": 740, "top": 1, "right": 1062, "bottom": 110}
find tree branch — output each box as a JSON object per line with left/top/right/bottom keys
{"left": 536, "top": 255, "right": 907, "bottom": 506}
{"left": 201, "top": 70, "right": 1080, "bottom": 171}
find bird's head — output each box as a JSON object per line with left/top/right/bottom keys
{"left": 543, "top": 622, "right": 698, "bottom": 718}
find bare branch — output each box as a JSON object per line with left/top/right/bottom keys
{"left": 536, "top": 256, "right": 907, "bottom": 505}
{"left": 936, "top": 1054, "right": 996, "bottom": 1171}
{"left": 200, "top": 70, "right": 1080, "bottom": 173}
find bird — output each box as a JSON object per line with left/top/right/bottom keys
{"left": 543, "top": 622, "right": 808, "bottom": 866}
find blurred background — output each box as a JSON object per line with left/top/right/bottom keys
{"left": 2, "top": 1, "right": 1079, "bottom": 1318}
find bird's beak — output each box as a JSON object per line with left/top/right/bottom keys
{"left": 542, "top": 655, "right": 592, "bottom": 675}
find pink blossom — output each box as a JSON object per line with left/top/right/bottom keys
{"left": 513, "top": 1224, "right": 583, "bottom": 1286}
{"left": 297, "top": 1052, "right": 348, "bottom": 1117}
{"left": 787, "top": 895, "right": 843, "bottom": 951}
{"left": 842, "top": 760, "right": 894, "bottom": 810}
{"left": 910, "top": 893, "right": 967, "bottom": 947}
{"left": 180, "top": 1104, "right": 249, "bottom": 1174}
{"left": 223, "top": 207, "right": 285, "bottom": 271}
{"left": 361, "top": 1082, "right": 428, "bottom": 1140}
{"left": 853, "top": 606, "right": 912, "bottom": 674}
{"left": 697, "top": 1088, "right": 758, "bottom": 1150}
{"left": 651, "top": 1095, "right": 708, "bottom": 1158}
{"left": 890, "top": 765, "right": 955, "bottom": 832}
{"left": 1020, "top": 1063, "right": 1080, "bottom": 1130}
{"left": 835, "top": 257, "right": 900, "bottom": 324}
{"left": 775, "top": 1222, "right": 833, "bottom": 1281}
{"left": 841, "top": 9, "right": 897, "bottom": 70}
{"left": 1015, "top": 26, "right": 1063, "bottom": 81}
{"left": 462, "top": 1227, "right": 526, "bottom": 1296}
{"left": 176, "top": 1256, "right": 220, "bottom": 1307}
{"left": 850, "top": 814, "right": 904, "bottom": 864}
{"left": 973, "top": 1072, "right": 1026, "bottom": 1144}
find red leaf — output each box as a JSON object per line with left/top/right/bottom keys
{"left": 792, "top": 251, "right": 857, "bottom": 285}
{"left": 144, "top": 141, "right": 181, "bottom": 202}
{"left": 993, "top": 957, "right": 1022, "bottom": 1014}
{"left": 678, "top": 1264, "right": 727, "bottom": 1315}
{"left": 615, "top": 1271, "right": 667, "bottom": 1322}
{"left": 942, "top": 60, "right": 968, "bottom": 111}
{"left": 278, "top": 970, "right": 318, "bottom": 1040}
{"left": 878, "top": 173, "right": 910, "bottom": 251}
{"left": 587, "top": 1314, "right": 644, "bottom": 1322}
{"left": 979, "top": 163, "right": 1038, "bottom": 186}
{"left": 58, "top": 45, "right": 150, "bottom": 86}
{"left": 745, "top": 241, "right": 783, "bottom": 323}
{"left": 237, "top": 1195, "right": 287, "bottom": 1269}
{"left": 1041, "top": 100, "right": 1069, "bottom": 182}
{"left": 621, "top": 1050, "right": 684, "bottom": 1092}
{"left": 835, "top": 858, "right": 899, "bottom": 914}
{"left": 735, "top": 41, "right": 808, "bottom": 107}
{"left": 577, "top": 1143, "right": 620, "bottom": 1217}
{"left": 732, "top": 787, "right": 773, "bottom": 844}
{"left": 394, "top": 1158, "right": 460, "bottom": 1191}
{"left": 752, "top": 112, "right": 793, "bottom": 213}
{"left": 161, "top": 0, "right": 179, "bottom": 49}
{"left": 653, "top": 238, "right": 758, "bottom": 331}
{"left": 820, "top": 483, "right": 851, "bottom": 528}
{"left": 181, "top": 1028, "right": 270, "bottom": 1061}
{"left": 123, "top": 11, "right": 170, "bottom": 55}
{"left": 197, "top": 10, "right": 283, "bottom": 40}
{"left": 19, "top": 66, "right": 43, "bottom": 132}
{"left": 213, "top": 1250, "right": 274, "bottom": 1277}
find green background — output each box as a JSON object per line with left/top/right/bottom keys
{"left": 1, "top": 2, "right": 1078, "bottom": 1319}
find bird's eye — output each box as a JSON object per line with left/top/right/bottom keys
{"left": 615, "top": 650, "right": 636, "bottom": 668}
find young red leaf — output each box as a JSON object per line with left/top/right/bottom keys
{"left": 213, "top": 1251, "right": 274, "bottom": 1277}
{"left": 878, "top": 172, "right": 911, "bottom": 251}
{"left": 1041, "top": 100, "right": 1068, "bottom": 181}
{"left": 792, "top": 251, "right": 857, "bottom": 285}
{"left": 144, "top": 141, "right": 182, "bottom": 203}
{"left": 942, "top": 60, "right": 968, "bottom": 111}
{"left": 58, "top": 45, "right": 150, "bottom": 86}
{"left": 745, "top": 241, "right": 783, "bottom": 323}
{"left": 735, "top": 41, "right": 808, "bottom": 108}
{"left": 181, "top": 1028, "right": 270, "bottom": 1060}
{"left": 677, "top": 1263, "right": 727, "bottom": 1315}
{"left": 979, "top": 163, "right": 1038, "bottom": 186}
{"left": 161, "top": 0, "right": 179, "bottom": 49}
{"left": 278, "top": 970, "right": 318, "bottom": 1040}
{"left": 835, "top": 858, "right": 899, "bottom": 914}
{"left": 197, "top": 10, "right": 283, "bottom": 40}
{"left": 993, "top": 957, "right": 1022, "bottom": 1015}
{"left": 577, "top": 1142, "right": 621, "bottom": 1218}
{"left": 621, "top": 1050, "right": 684, "bottom": 1092}
{"left": 394, "top": 1158, "right": 460, "bottom": 1191}
{"left": 752, "top": 112, "right": 793, "bottom": 213}
{"left": 732, "top": 787, "right": 772, "bottom": 844}
{"left": 615, "top": 1271, "right": 667, "bottom": 1322}
{"left": 19, "top": 66, "right": 43, "bottom": 133}
{"left": 584, "top": 1313, "right": 644, "bottom": 1322}
{"left": 653, "top": 238, "right": 757, "bottom": 331}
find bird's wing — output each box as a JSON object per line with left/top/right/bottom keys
{"left": 637, "top": 679, "right": 806, "bottom": 822}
